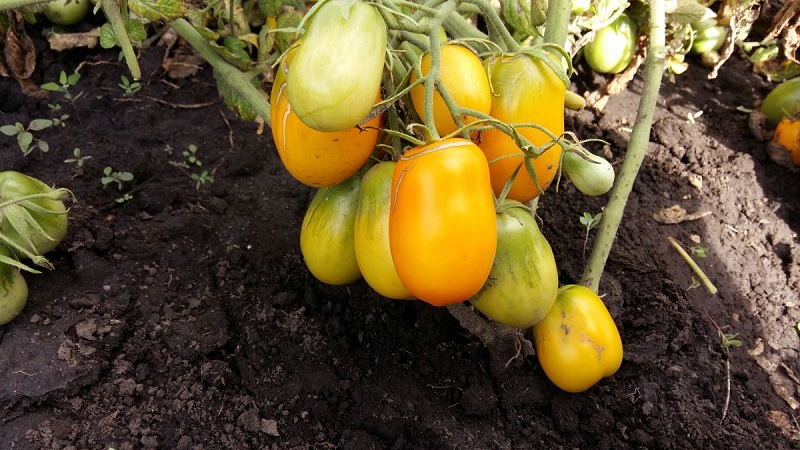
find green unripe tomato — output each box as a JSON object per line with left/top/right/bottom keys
{"left": 0, "top": 246, "right": 28, "bottom": 326}
{"left": 562, "top": 150, "right": 615, "bottom": 196}
{"left": 761, "top": 77, "right": 800, "bottom": 126}
{"left": 584, "top": 14, "right": 637, "bottom": 75}
{"left": 690, "top": 19, "right": 726, "bottom": 55}
{"left": 43, "top": 0, "right": 91, "bottom": 26}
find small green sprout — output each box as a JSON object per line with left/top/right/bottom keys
{"left": 579, "top": 211, "right": 603, "bottom": 258}
{"left": 64, "top": 148, "right": 92, "bottom": 167}
{"left": 101, "top": 166, "right": 134, "bottom": 190}
{"left": 1, "top": 119, "right": 54, "bottom": 155}
{"left": 118, "top": 75, "right": 141, "bottom": 96}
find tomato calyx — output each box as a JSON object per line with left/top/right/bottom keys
{"left": 0, "top": 187, "right": 73, "bottom": 267}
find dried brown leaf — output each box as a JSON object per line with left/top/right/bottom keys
{"left": 162, "top": 52, "right": 206, "bottom": 79}
{"left": 764, "top": 0, "right": 800, "bottom": 65}
{"left": 709, "top": 0, "right": 761, "bottom": 79}
{"left": 47, "top": 28, "right": 102, "bottom": 52}
{"left": 3, "top": 11, "right": 36, "bottom": 80}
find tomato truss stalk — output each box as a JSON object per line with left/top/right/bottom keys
{"left": 580, "top": 0, "right": 666, "bottom": 293}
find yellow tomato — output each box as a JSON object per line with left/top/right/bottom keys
{"left": 410, "top": 44, "right": 492, "bottom": 137}
{"left": 532, "top": 284, "right": 623, "bottom": 393}
{"left": 773, "top": 118, "right": 800, "bottom": 167}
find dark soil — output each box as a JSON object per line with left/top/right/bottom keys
{"left": 1, "top": 33, "right": 799, "bottom": 450}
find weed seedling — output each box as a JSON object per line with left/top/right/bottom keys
{"left": 579, "top": 211, "right": 602, "bottom": 258}
{"left": 101, "top": 166, "right": 134, "bottom": 190}
{"left": 191, "top": 170, "right": 214, "bottom": 190}
{"left": 1, "top": 119, "right": 55, "bottom": 155}
{"left": 170, "top": 144, "right": 215, "bottom": 189}
{"left": 705, "top": 312, "right": 742, "bottom": 424}
{"left": 41, "top": 70, "right": 83, "bottom": 104}
{"left": 118, "top": 75, "right": 141, "bottom": 96}
{"left": 183, "top": 144, "right": 202, "bottom": 167}
{"left": 64, "top": 148, "right": 92, "bottom": 167}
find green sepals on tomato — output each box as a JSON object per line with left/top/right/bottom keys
{"left": 43, "top": 0, "right": 92, "bottom": 26}
{"left": 584, "top": 14, "right": 637, "bottom": 74}
{"left": 479, "top": 52, "right": 565, "bottom": 203}
{"left": 286, "top": 0, "right": 387, "bottom": 132}
{"left": 354, "top": 162, "right": 413, "bottom": 300}
{"left": 410, "top": 43, "right": 492, "bottom": 137}
{"left": 390, "top": 138, "right": 497, "bottom": 306}
{"left": 532, "top": 284, "right": 623, "bottom": 393}
{"left": 761, "top": 76, "right": 800, "bottom": 126}
{"left": 471, "top": 200, "right": 558, "bottom": 328}
{"left": 270, "top": 48, "right": 382, "bottom": 188}
{"left": 0, "top": 246, "right": 28, "bottom": 326}
{"left": 300, "top": 174, "right": 362, "bottom": 285}
{"left": 561, "top": 149, "right": 615, "bottom": 196}
{"left": 0, "top": 171, "right": 69, "bottom": 258}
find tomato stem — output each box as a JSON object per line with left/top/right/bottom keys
{"left": 580, "top": 0, "right": 666, "bottom": 293}
{"left": 100, "top": 0, "right": 141, "bottom": 80}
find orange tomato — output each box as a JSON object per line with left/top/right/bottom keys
{"left": 478, "top": 53, "right": 565, "bottom": 202}
{"left": 410, "top": 44, "right": 492, "bottom": 137}
{"left": 389, "top": 138, "right": 497, "bottom": 306}
{"left": 773, "top": 118, "right": 800, "bottom": 167}
{"left": 270, "top": 52, "right": 381, "bottom": 188}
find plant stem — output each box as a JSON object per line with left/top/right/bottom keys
{"left": 170, "top": 19, "right": 271, "bottom": 124}
{"left": 580, "top": 0, "right": 665, "bottom": 293}
{"left": 101, "top": 0, "right": 142, "bottom": 80}
{"left": 0, "top": 0, "right": 47, "bottom": 8}
{"left": 543, "top": 0, "right": 571, "bottom": 48}
{"left": 463, "top": 0, "right": 520, "bottom": 52}
{"left": 667, "top": 236, "right": 718, "bottom": 294}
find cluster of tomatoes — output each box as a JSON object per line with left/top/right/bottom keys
{"left": 0, "top": 171, "right": 70, "bottom": 325}
{"left": 268, "top": 0, "right": 622, "bottom": 393}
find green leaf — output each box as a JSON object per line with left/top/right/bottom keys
{"left": 129, "top": 0, "right": 186, "bottom": 21}
{"left": 126, "top": 20, "right": 147, "bottom": 44}
{"left": 0, "top": 125, "right": 19, "bottom": 136}
{"left": 66, "top": 73, "right": 81, "bottom": 86}
{"left": 38, "top": 140, "right": 50, "bottom": 152}
{"left": 100, "top": 23, "right": 117, "bottom": 49}
{"left": 669, "top": 0, "right": 709, "bottom": 25}
{"left": 59, "top": 70, "right": 67, "bottom": 84}
{"left": 214, "top": 69, "right": 259, "bottom": 122}
{"left": 28, "top": 118, "right": 53, "bottom": 131}
{"left": 40, "top": 82, "right": 62, "bottom": 92}
{"left": 18, "top": 132, "right": 33, "bottom": 154}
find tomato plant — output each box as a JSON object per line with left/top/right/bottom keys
{"left": 354, "top": 162, "right": 414, "bottom": 300}
{"left": 0, "top": 246, "right": 28, "bottom": 326}
{"left": 300, "top": 174, "right": 362, "bottom": 285}
{"left": 532, "top": 284, "right": 623, "bottom": 393}
{"left": 471, "top": 200, "right": 558, "bottom": 328}
{"left": 286, "top": 0, "right": 387, "bottom": 132}
{"left": 43, "top": 0, "right": 91, "bottom": 26}
{"left": 584, "top": 14, "right": 637, "bottom": 75}
{"left": 561, "top": 149, "right": 616, "bottom": 196}
{"left": 271, "top": 51, "right": 382, "bottom": 188}
{"left": 0, "top": 171, "right": 69, "bottom": 257}
{"left": 390, "top": 138, "right": 497, "bottom": 306}
{"left": 761, "top": 76, "right": 800, "bottom": 126}
{"left": 772, "top": 118, "right": 800, "bottom": 167}
{"left": 479, "top": 53, "right": 565, "bottom": 202}
{"left": 410, "top": 43, "right": 493, "bottom": 136}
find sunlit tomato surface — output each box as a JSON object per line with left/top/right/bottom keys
{"left": 44, "top": 0, "right": 91, "bottom": 26}
{"left": 561, "top": 150, "right": 615, "bottom": 196}
{"left": 773, "top": 118, "right": 800, "bottom": 167}
{"left": 389, "top": 138, "right": 497, "bottom": 306}
{"left": 0, "top": 171, "right": 68, "bottom": 256}
{"left": 354, "top": 162, "right": 414, "bottom": 300}
{"left": 0, "top": 246, "right": 28, "bottom": 326}
{"left": 479, "top": 53, "right": 565, "bottom": 202}
{"left": 761, "top": 76, "right": 800, "bottom": 126}
{"left": 690, "top": 19, "right": 727, "bottom": 55}
{"left": 286, "top": 0, "right": 387, "bottom": 132}
{"left": 300, "top": 175, "right": 362, "bottom": 285}
{"left": 584, "top": 13, "right": 637, "bottom": 74}
{"left": 532, "top": 284, "right": 623, "bottom": 393}
{"left": 470, "top": 200, "right": 558, "bottom": 328}
{"left": 410, "top": 44, "right": 492, "bottom": 136}
{"left": 270, "top": 54, "right": 381, "bottom": 188}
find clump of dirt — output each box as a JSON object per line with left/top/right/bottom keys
{"left": 0, "top": 34, "right": 798, "bottom": 449}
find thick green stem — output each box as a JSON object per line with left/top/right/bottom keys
{"left": 170, "top": 18, "right": 271, "bottom": 124}
{"left": 580, "top": 0, "right": 665, "bottom": 293}
{"left": 543, "top": 0, "right": 571, "bottom": 47}
{"left": 101, "top": 0, "right": 141, "bottom": 80}
{"left": 442, "top": 11, "right": 488, "bottom": 41}
{"left": 463, "top": 0, "right": 519, "bottom": 52}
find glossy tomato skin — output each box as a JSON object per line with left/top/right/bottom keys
{"left": 470, "top": 200, "right": 558, "bottom": 328}
{"left": 773, "top": 118, "right": 800, "bottom": 167}
{"left": 0, "top": 171, "right": 68, "bottom": 256}
{"left": 354, "top": 162, "right": 414, "bottom": 300}
{"left": 479, "top": 53, "right": 565, "bottom": 202}
{"left": 270, "top": 52, "right": 382, "bottom": 188}
{"left": 584, "top": 14, "right": 637, "bottom": 74}
{"left": 0, "top": 246, "right": 28, "bottom": 326}
{"left": 44, "top": 0, "right": 91, "bottom": 26}
{"left": 410, "top": 44, "right": 492, "bottom": 136}
{"left": 761, "top": 77, "right": 800, "bottom": 126}
{"left": 690, "top": 19, "right": 726, "bottom": 55}
{"left": 532, "top": 284, "right": 623, "bottom": 393}
{"left": 286, "top": 0, "right": 387, "bottom": 132}
{"left": 390, "top": 138, "right": 497, "bottom": 306}
{"left": 561, "top": 150, "right": 615, "bottom": 196}
{"left": 300, "top": 175, "right": 362, "bottom": 285}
